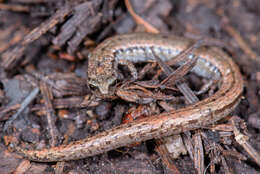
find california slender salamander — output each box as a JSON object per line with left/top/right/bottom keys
{"left": 14, "top": 33, "right": 243, "bottom": 162}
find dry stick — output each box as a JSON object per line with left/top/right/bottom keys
{"left": 232, "top": 118, "right": 260, "bottom": 167}
{"left": 1, "top": 4, "right": 72, "bottom": 70}
{"left": 160, "top": 53, "right": 198, "bottom": 87}
{"left": 221, "top": 17, "right": 260, "bottom": 62}
{"left": 0, "top": 25, "right": 26, "bottom": 53}
{"left": 39, "top": 82, "right": 60, "bottom": 147}
{"left": 3, "top": 88, "right": 40, "bottom": 131}
{"left": 155, "top": 139, "right": 182, "bottom": 174}
{"left": 44, "top": 96, "right": 99, "bottom": 110}
{"left": 124, "top": 0, "right": 159, "bottom": 34}
{"left": 0, "top": 3, "right": 29, "bottom": 12}
{"left": 39, "top": 81, "right": 65, "bottom": 173}
{"left": 53, "top": 0, "right": 103, "bottom": 49}
{"left": 134, "top": 55, "right": 197, "bottom": 90}
{"left": 194, "top": 130, "right": 205, "bottom": 174}
{"left": 26, "top": 70, "right": 57, "bottom": 89}
{"left": 167, "top": 39, "right": 203, "bottom": 67}
{"left": 151, "top": 49, "right": 199, "bottom": 104}
{"left": 180, "top": 131, "right": 194, "bottom": 161}
{"left": 136, "top": 40, "right": 203, "bottom": 90}
{"left": 25, "top": 70, "right": 89, "bottom": 97}
{"left": 0, "top": 104, "right": 20, "bottom": 121}
{"left": 31, "top": 95, "right": 99, "bottom": 112}
{"left": 224, "top": 25, "right": 259, "bottom": 61}
{"left": 154, "top": 101, "right": 185, "bottom": 174}
{"left": 221, "top": 156, "right": 234, "bottom": 174}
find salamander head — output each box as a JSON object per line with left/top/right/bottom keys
{"left": 88, "top": 54, "right": 117, "bottom": 95}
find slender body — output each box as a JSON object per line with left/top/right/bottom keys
{"left": 15, "top": 33, "right": 243, "bottom": 162}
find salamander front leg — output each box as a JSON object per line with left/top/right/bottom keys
{"left": 116, "top": 59, "right": 138, "bottom": 80}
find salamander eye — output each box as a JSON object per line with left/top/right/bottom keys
{"left": 89, "top": 83, "right": 95, "bottom": 89}
{"left": 88, "top": 80, "right": 98, "bottom": 90}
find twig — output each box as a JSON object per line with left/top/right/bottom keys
{"left": 0, "top": 104, "right": 20, "bottom": 121}
{"left": 155, "top": 139, "right": 182, "bottom": 174}
{"left": 221, "top": 17, "right": 260, "bottom": 62}
{"left": 194, "top": 130, "right": 205, "bottom": 174}
{"left": 124, "top": 0, "right": 159, "bottom": 34}
{"left": 3, "top": 87, "right": 39, "bottom": 131}
{"left": 151, "top": 48, "right": 199, "bottom": 104}
{"left": 0, "top": 3, "right": 29, "bottom": 12}
{"left": 31, "top": 95, "right": 100, "bottom": 111}
{"left": 1, "top": 4, "right": 72, "bottom": 70}
{"left": 221, "top": 156, "right": 234, "bottom": 174}
{"left": 40, "top": 82, "right": 60, "bottom": 146}
{"left": 232, "top": 117, "right": 260, "bottom": 167}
